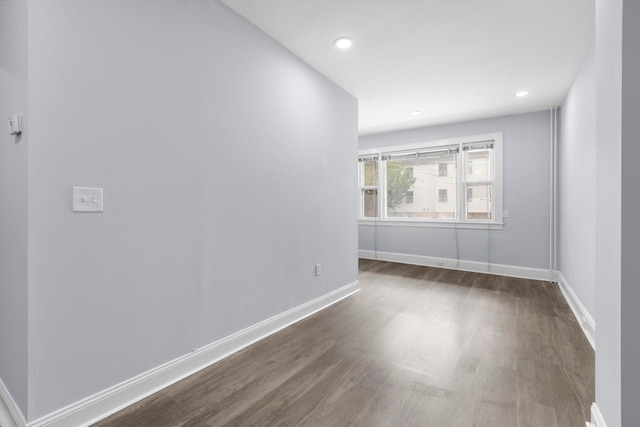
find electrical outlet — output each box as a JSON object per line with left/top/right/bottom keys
{"left": 503, "top": 209, "right": 510, "bottom": 218}
{"left": 73, "top": 187, "right": 104, "bottom": 212}
{"left": 436, "top": 260, "right": 444, "bottom": 267}
{"left": 315, "top": 264, "right": 321, "bottom": 276}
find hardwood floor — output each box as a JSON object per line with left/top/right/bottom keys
{"left": 94, "top": 260, "right": 594, "bottom": 427}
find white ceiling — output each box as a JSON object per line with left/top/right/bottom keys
{"left": 220, "top": 0, "right": 594, "bottom": 135}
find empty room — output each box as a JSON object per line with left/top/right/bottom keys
{"left": 1, "top": 0, "right": 638, "bottom": 426}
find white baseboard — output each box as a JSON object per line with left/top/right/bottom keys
{"left": 358, "top": 250, "right": 553, "bottom": 281}
{"left": 555, "top": 271, "right": 595, "bottom": 350}
{"left": 0, "top": 377, "right": 26, "bottom": 427}
{"left": 27, "top": 281, "right": 360, "bottom": 427}
{"left": 590, "top": 403, "right": 607, "bottom": 427}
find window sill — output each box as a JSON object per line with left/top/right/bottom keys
{"left": 358, "top": 219, "right": 504, "bottom": 230}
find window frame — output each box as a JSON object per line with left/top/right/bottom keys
{"left": 358, "top": 155, "right": 381, "bottom": 219}
{"left": 358, "top": 132, "right": 503, "bottom": 228}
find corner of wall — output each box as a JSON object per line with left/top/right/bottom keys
{"left": 0, "top": 377, "right": 26, "bottom": 427}
{"left": 555, "top": 271, "right": 595, "bottom": 349}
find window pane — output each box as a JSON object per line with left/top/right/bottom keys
{"left": 438, "top": 189, "right": 448, "bottom": 203}
{"left": 386, "top": 154, "right": 457, "bottom": 219}
{"left": 362, "top": 160, "right": 378, "bottom": 186}
{"left": 363, "top": 189, "right": 377, "bottom": 218}
{"left": 466, "top": 149, "right": 491, "bottom": 182}
{"left": 405, "top": 191, "right": 414, "bottom": 204}
{"left": 466, "top": 183, "right": 492, "bottom": 220}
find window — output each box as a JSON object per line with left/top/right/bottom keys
{"left": 358, "top": 132, "right": 503, "bottom": 225}
{"left": 405, "top": 191, "right": 414, "bottom": 204}
{"left": 464, "top": 144, "right": 493, "bottom": 220}
{"left": 358, "top": 155, "right": 379, "bottom": 218}
{"left": 383, "top": 147, "right": 457, "bottom": 219}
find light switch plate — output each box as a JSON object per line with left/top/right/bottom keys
{"left": 8, "top": 114, "right": 22, "bottom": 135}
{"left": 73, "top": 187, "right": 104, "bottom": 212}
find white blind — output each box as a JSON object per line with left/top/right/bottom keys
{"left": 381, "top": 145, "right": 459, "bottom": 161}
{"left": 462, "top": 141, "right": 494, "bottom": 151}
{"left": 358, "top": 154, "right": 379, "bottom": 162}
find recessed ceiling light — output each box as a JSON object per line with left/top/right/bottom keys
{"left": 515, "top": 90, "right": 530, "bottom": 98}
{"left": 410, "top": 110, "right": 422, "bottom": 116}
{"left": 334, "top": 37, "right": 352, "bottom": 49}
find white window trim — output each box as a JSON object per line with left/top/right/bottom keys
{"left": 358, "top": 132, "right": 504, "bottom": 227}
{"left": 358, "top": 155, "right": 380, "bottom": 219}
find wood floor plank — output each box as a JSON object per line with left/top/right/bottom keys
{"left": 93, "top": 260, "right": 594, "bottom": 427}
{"left": 94, "top": 391, "right": 190, "bottom": 427}
{"left": 163, "top": 329, "right": 329, "bottom": 407}
{"left": 177, "top": 339, "right": 337, "bottom": 426}
{"left": 220, "top": 347, "right": 349, "bottom": 426}
{"left": 241, "top": 351, "right": 376, "bottom": 427}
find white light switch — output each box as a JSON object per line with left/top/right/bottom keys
{"left": 8, "top": 114, "right": 22, "bottom": 135}
{"left": 73, "top": 187, "right": 104, "bottom": 212}
{"left": 503, "top": 209, "right": 510, "bottom": 218}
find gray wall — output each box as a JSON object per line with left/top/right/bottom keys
{"left": 359, "top": 111, "right": 551, "bottom": 270}
{"left": 26, "top": 0, "right": 357, "bottom": 420}
{"left": 595, "top": 0, "right": 622, "bottom": 424}
{"left": 0, "top": 0, "right": 29, "bottom": 417}
{"left": 620, "top": 0, "right": 640, "bottom": 424}
{"left": 558, "top": 45, "right": 596, "bottom": 319}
